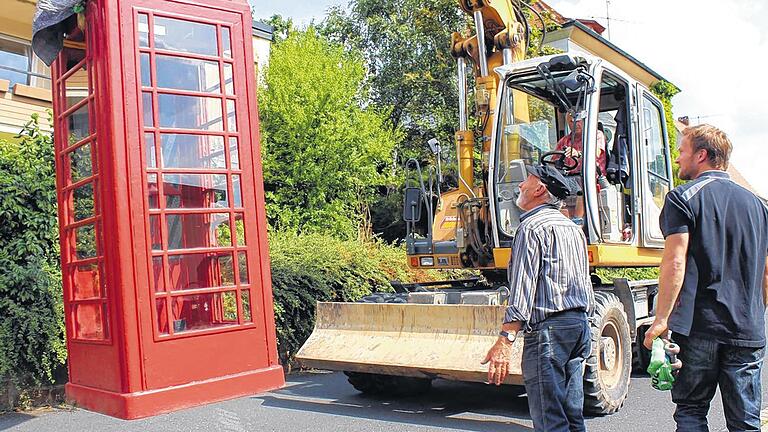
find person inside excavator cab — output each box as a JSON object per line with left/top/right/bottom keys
{"left": 554, "top": 112, "right": 607, "bottom": 222}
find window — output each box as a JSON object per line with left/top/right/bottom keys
{"left": 0, "top": 34, "right": 51, "bottom": 89}
{"left": 641, "top": 94, "right": 670, "bottom": 239}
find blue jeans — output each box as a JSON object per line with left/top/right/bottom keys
{"left": 522, "top": 310, "right": 591, "bottom": 432}
{"left": 671, "top": 333, "right": 764, "bottom": 432}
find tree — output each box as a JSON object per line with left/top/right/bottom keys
{"left": 259, "top": 27, "right": 400, "bottom": 239}
{"left": 321, "top": 0, "right": 468, "bottom": 159}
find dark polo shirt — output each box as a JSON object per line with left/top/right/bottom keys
{"left": 660, "top": 170, "right": 768, "bottom": 347}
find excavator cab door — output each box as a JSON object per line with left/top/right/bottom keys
{"left": 636, "top": 88, "right": 673, "bottom": 248}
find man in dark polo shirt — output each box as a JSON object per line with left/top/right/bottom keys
{"left": 644, "top": 124, "right": 768, "bottom": 431}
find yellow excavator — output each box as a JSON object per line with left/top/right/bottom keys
{"left": 297, "top": 0, "right": 674, "bottom": 414}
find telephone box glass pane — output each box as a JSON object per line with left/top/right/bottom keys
{"left": 237, "top": 251, "right": 249, "bottom": 284}
{"left": 232, "top": 174, "right": 242, "bottom": 207}
{"left": 215, "top": 215, "right": 233, "bottom": 247}
{"left": 240, "top": 290, "right": 252, "bottom": 322}
{"left": 152, "top": 256, "right": 164, "bottom": 293}
{"left": 69, "top": 143, "right": 93, "bottom": 183}
{"left": 158, "top": 94, "right": 222, "bottom": 131}
{"left": 166, "top": 213, "right": 229, "bottom": 250}
{"left": 156, "top": 298, "right": 169, "bottom": 335}
{"left": 75, "top": 224, "right": 97, "bottom": 260}
{"left": 147, "top": 174, "right": 159, "bottom": 208}
{"left": 221, "top": 27, "right": 232, "bottom": 58}
{"left": 142, "top": 92, "right": 154, "bottom": 127}
{"left": 153, "top": 17, "right": 217, "bottom": 57}
{"left": 160, "top": 134, "right": 225, "bottom": 169}
{"left": 138, "top": 14, "right": 149, "bottom": 47}
{"left": 149, "top": 214, "right": 162, "bottom": 250}
{"left": 156, "top": 55, "right": 221, "bottom": 93}
{"left": 163, "top": 174, "right": 228, "bottom": 209}
{"left": 221, "top": 291, "right": 238, "bottom": 322}
{"left": 223, "top": 63, "right": 234, "bottom": 95}
{"left": 72, "top": 262, "right": 101, "bottom": 300}
{"left": 140, "top": 53, "right": 151, "bottom": 87}
{"left": 74, "top": 303, "right": 107, "bottom": 340}
{"left": 73, "top": 182, "right": 95, "bottom": 221}
{"left": 167, "top": 252, "right": 235, "bottom": 291}
{"left": 234, "top": 213, "right": 245, "bottom": 246}
{"left": 65, "top": 62, "right": 88, "bottom": 109}
{"left": 228, "top": 137, "right": 239, "bottom": 169}
{"left": 145, "top": 133, "right": 157, "bottom": 168}
{"left": 226, "top": 99, "right": 236, "bottom": 131}
{"left": 67, "top": 104, "right": 90, "bottom": 145}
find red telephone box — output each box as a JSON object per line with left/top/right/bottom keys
{"left": 49, "top": 0, "right": 284, "bottom": 419}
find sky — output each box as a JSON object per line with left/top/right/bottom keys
{"left": 250, "top": 0, "right": 768, "bottom": 197}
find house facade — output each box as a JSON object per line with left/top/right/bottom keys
{"left": 0, "top": 0, "right": 272, "bottom": 140}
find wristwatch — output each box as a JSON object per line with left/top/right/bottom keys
{"left": 499, "top": 330, "right": 516, "bottom": 343}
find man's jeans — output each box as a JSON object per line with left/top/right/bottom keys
{"left": 522, "top": 310, "right": 591, "bottom": 432}
{"left": 671, "top": 333, "right": 764, "bottom": 432}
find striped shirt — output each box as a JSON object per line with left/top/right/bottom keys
{"left": 504, "top": 204, "right": 595, "bottom": 328}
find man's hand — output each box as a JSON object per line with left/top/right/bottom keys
{"left": 481, "top": 338, "right": 513, "bottom": 386}
{"left": 643, "top": 317, "right": 668, "bottom": 350}
{"left": 564, "top": 146, "right": 582, "bottom": 159}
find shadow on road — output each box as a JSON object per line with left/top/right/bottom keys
{"left": 0, "top": 412, "right": 36, "bottom": 431}
{"left": 253, "top": 371, "right": 535, "bottom": 432}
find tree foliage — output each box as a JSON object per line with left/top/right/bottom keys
{"left": 0, "top": 115, "right": 66, "bottom": 386}
{"left": 321, "top": 0, "right": 468, "bottom": 159}
{"left": 259, "top": 27, "right": 400, "bottom": 238}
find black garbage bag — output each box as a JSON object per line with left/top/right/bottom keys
{"left": 32, "top": 0, "right": 83, "bottom": 66}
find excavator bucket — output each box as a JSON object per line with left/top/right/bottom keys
{"left": 295, "top": 302, "right": 525, "bottom": 385}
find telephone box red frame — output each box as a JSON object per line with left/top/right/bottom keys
{"left": 51, "top": 0, "right": 284, "bottom": 419}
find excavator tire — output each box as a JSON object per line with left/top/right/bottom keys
{"left": 344, "top": 372, "right": 432, "bottom": 397}
{"left": 632, "top": 325, "right": 651, "bottom": 374}
{"left": 583, "top": 292, "right": 632, "bottom": 415}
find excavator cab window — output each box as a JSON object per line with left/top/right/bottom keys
{"left": 494, "top": 76, "right": 561, "bottom": 240}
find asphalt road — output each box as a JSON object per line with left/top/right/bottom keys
{"left": 2, "top": 361, "right": 768, "bottom": 432}
{"left": 3, "top": 316, "right": 768, "bottom": 432}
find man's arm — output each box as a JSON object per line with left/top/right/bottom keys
{"left": 482, "top": 229, "right": 540, "bottom": 385}
{"left": 763, "top": 255, "right": 768, "bottom": 308}
{"left": 643, "top": 233, "right": 689, "bottom": 349}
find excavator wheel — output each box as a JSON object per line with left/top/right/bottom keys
{"left": 344, "top": 372, "right": 432, "bottom": 397}
{"left": 583, "top": 292, "right": 632, "bottom": 415}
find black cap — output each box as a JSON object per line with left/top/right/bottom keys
{"left": 525, "top": 164, "right": 572, "bottom": 200}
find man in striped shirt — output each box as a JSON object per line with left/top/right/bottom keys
{"left": 483, "top": 163, "right": 595, "bottom": 432}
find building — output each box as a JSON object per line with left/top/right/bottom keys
{"left": 0, "top": 0, "right": 272, "bottom": 140}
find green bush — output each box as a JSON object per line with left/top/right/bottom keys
{"left": 596, "top": 267, "right": 660, "bottom": 284}
{"left": 268, "top": 230, "right": 462, "bottom": 365}
{"left": 0, "top": 115, "right": 66, "bottom": 387}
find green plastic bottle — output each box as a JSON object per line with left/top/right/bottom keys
{"left": 647, "top": 338, "right": 680, "bottom": 391}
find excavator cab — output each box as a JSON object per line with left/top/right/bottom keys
{"left": 491, "top": 53, "right": 673, "bottom": 255}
